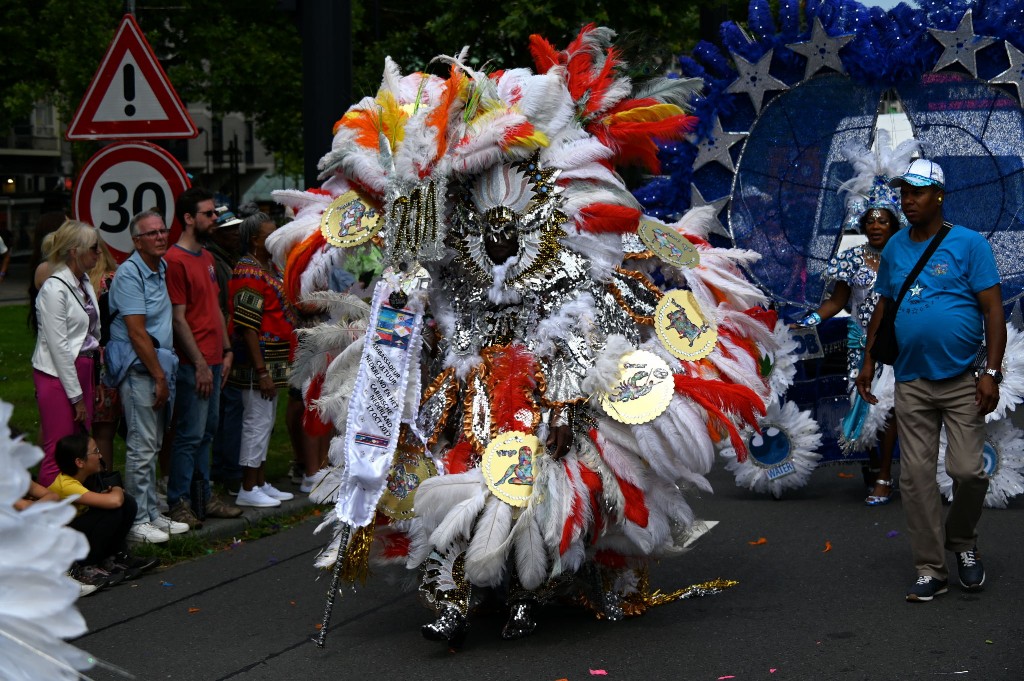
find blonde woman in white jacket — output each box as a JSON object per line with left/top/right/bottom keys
{"left": 32, "top": 220, "right": 102, "bottom": 485}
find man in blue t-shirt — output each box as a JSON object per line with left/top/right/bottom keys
{"left": 856, "top": 159, "right": 1005, "bottom": 603}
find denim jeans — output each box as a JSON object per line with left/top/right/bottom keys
{"left": 168, "top": 363, "right": 221, "bottom": 507}
{"left": 120, "top": 368, "right": 166, "bottom": 524}
{"left": 212, "top": 383, "right": 243, "bottom": 484}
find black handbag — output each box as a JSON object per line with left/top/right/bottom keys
{"left": 870, "top": 224, "right": 951, "bottom": 365}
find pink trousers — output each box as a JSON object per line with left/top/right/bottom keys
{"left": 34, "top": 356, "right": 95, "bottom": 486}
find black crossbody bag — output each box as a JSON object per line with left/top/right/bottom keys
{"left": 870, "top": 223, "right": 951, "bottom": 365}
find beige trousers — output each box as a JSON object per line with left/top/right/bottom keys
{"left": 894, "top": 371, "right": 988, "bottom": 580}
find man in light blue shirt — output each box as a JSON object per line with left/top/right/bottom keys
{"left": 106, "top": 210, "right": 186, "bottom": 544}
{"left": 857, "top": 159, "right": 1005, "bottom": 603}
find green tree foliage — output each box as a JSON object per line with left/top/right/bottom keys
{"left": 2, "top": 0, "right": 746, "bottom": 175}
{"left": 0, "top": 0, "right": 301, "bottom": 173}
{"left": 348, "top": 0, "right": 747, "bottom": 97}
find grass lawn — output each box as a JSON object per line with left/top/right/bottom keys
{"left": 0, "top": 304, "right": 294, "bottom": 482}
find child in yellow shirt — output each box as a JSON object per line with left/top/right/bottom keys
{"left": 49, "top": 434, "right": 158, "bottom": 585}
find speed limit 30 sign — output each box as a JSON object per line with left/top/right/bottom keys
{"left": 73, "top": 141, "right": 190, "bottom": 260}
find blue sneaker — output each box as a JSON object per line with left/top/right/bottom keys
{"left": 955, "top": 547, "right": 985, "bottom": 591}
{"left": 906, "top": 575, "right": 948, "bottom": 602}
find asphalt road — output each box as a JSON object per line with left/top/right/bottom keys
{"left": 74, "top": 464, "right": 1024, "bottom": 681}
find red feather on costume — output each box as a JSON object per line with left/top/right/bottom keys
{"left": 577, "top": 464, "right": 604, "bottom": 541}
{"left": 593, "top": 549, "right": 629, "bottom": 569}
{"left": 588, "top": 429, "right": 649, "bottom": 527}
{"left": 576, "top": 203, "right": 642, "bottom": 235}
{"left": 302, "top": 372, "right": 333, "bottom": 437}
{"left": 674, "top": 374, "right": 766, "bottom": 462}
{"left": 746, "top": 306, "right": 778, "bottom": 331}
{"left": 284, "top": 228, "right": 327, "bottom": 306}
{"left": 443, "top": 440, "right": 475, "bottom": 474}
{"left": 559, "top": 464, "right": 586, "bottom": 555}
{"left": 487, "top": 344, "right": 537, "bottom": 432}
{"left": 378, "top": 532, "right": 411, "bottom": 559}
{"left": 528, "top": 33, "right": 561, "bottom": 74}
{"left": 500, "top": 122, "right": 538, "bottom": 150}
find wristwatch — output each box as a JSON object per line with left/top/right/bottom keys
{"left": 980, "top": 368, "right": 1003, "bottom": 384}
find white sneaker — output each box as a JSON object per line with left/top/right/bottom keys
{"left": 236, "top": 486, "right": 281, "bottom": 508}
{"left": 78, "top": 582, "right": 101, "bottom": 598}
{"left": 260, "top": 482, "right": 294, "bottom": 501}
{"left": 127, "top": 522, "right": 170, "bottom": 544}
{"left": 299, "top": 469, "right": 329, "bottom": 494}
{"left": 152, "top": 514, "right": 190, "bottom": 535}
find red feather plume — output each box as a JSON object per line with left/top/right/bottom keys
{"left": 487, "top": 344, "right": 537, "bottom": 432}
{"left": 302, "top": 372, "right": 333, "bottom": 437}
{"left": 443, "top": 440, "right": 475, "bottom": 475}
{"left": 528, "top": 34, "right": 561, "bottom": 74}
{"left": 673, "top": 374, "right": 766, "bottom": 462}
{"left": 576, "top": 203, "right": 642, "bottom": 234}
{"left": 284, "top": 229, "right": 327, "bottom": 306}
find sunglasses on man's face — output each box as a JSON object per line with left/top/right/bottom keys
{"left": 197, "top": 210, "right": 217, "bottom": 218}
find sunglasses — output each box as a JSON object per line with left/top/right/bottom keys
{"left": 198, "top": 210, "right": 217, "bottom": 218}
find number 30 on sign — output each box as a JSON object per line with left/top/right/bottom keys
{"left": 73, "top": 141, "right": 190, "bottom": 261}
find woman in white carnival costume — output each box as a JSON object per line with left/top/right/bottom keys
{"left": 795, "top": 130, "right": 918, "bottom": 505}
{"left": 272, "top": 26, "right": 784, "bottom": 648}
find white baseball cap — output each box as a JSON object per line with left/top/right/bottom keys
{"left": 889, "top": 158, "right": 944, "bottom": 189}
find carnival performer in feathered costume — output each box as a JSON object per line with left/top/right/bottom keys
{"left": 792, "top": 130, "right": 918, "bottom": 505}
{"left": 276, "top": 26, "right": 780, "bottom": 648}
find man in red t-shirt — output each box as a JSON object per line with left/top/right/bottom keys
{"left": 165, "top": 187, "right": 242, "bottom": 526}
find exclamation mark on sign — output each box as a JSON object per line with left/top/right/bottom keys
{"left": 123, "top": 64, "right": 136, "bottom": 117}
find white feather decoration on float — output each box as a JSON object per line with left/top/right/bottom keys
{"left": 766, "top": 320, "right": 799, "bottom": 400}
{"left": 986, "top": 322, "right": 1024, "bottom": 423}
{"left": 0, "top": 402, "right": 96, "bottom": 680}
{"left": 937, "top": 419, "right": 1024, "bottom": 508}
{"left": 721, "top": 399, "right": 823, "bottom": 499}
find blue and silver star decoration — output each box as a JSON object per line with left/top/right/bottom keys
{"left": 785, "top": 17, "right": 854, "bottom": 81}
{"left": 726, "top": 49, "right": 789, "bottom": 115}
{"left": 909, "top": 282, "right": 924, "bottom": 297}
{"left": 690, "top": 184, "right": 731, "bottom": 239}
{"left": 691, "top": 117, "right": 747, "bottom": 173}
{"left": 989, "top": 42, "right": 1024, "bottom": 104}
{"left": 929, "top": 9, "right": 996, "bottom": 79}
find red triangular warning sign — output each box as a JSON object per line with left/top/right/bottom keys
{"left": 66, "top": 14, "right": 197, "bottom": 140}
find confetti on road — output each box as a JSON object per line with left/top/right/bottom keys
{"left": 823, "top": 540, "right": 832, "bottom": 553}
{"left": 837, "top": 472, "right": 855, "bottom": 478}
{"left": 160, "top": 581, "right": 174, "bottom": 587}
{"left": 187, "top": 608, "right": 200, "bottom": 614}
{"left": 886, "top": 530, "right": 900, "bottom": 538}
{"left": 589, "top": 671, "right": 607, "bottom": 676}
{"left": 748, "top": 537, "right": 768, "bottom": 545}
{"left": 718, "top": 676, "right": 736, "bottom": 680}
{"left": 986, "top": 640, "right": 994, "bottom": 644}
{"left": 770, "top": 669, "right": 778, "bottom": 673}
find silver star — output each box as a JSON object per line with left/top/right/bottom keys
{"left": 690, "top": 117, "right": 748, "bottom": 173}
{"left": 989, "top": 41, "right": 1024, "bottom": 104}
{"left": 909, "top": 283, "right": 923, "bottom": 297}
{"left": 929, "top": 9, "right": 996, "bottom": 78}
{"left": 786, "top": 17, "right": 854, "bottom": 81}
{"left": 690, "top": 184, "right": 731, "bottom": 239}
{"left": 726, "top": 48, "right": 790, "bottom": 114}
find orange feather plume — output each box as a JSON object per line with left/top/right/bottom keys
{"left": 283, "top": 229, "right": 327, "bottom": 306}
